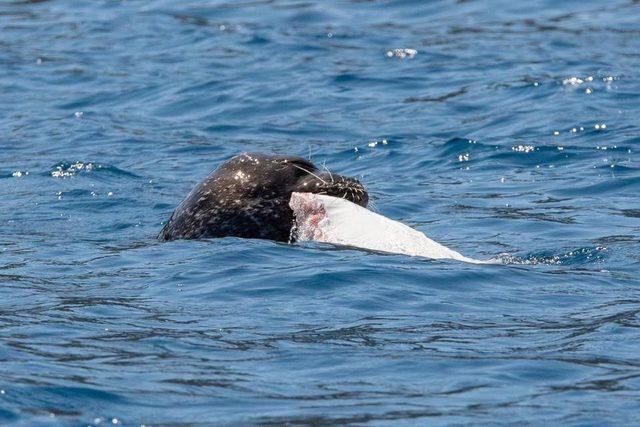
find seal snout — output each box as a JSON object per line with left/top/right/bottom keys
{"left": 298, "top": 173, "right": 368, "bottom": 208}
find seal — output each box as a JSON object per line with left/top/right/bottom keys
{"left": 158, "top": 153, "right": 368, "bottom": 242}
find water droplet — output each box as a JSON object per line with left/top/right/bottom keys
{"left": 386, "top": 48, "right": 417, "bottom": 59}
{"left": 562, "top": 77, "right": 583, "bottom": 86}
{"left": 512, "top": 145, "right": 534, "bottom": 153}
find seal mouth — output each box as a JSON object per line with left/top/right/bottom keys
{"left": 296, "top": 173, "right": 368, "bottom": 208}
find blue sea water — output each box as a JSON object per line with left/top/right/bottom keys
{"left": 2, "top": 0, "right": 640, "bottom": 425}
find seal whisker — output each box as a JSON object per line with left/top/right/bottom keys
{"left": 291, "top": 163, "right": 327, "bottom": 185}
{"left": 321, "top": 161, "right": 334, "bottom": 183}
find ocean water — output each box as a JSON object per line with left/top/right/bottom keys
{"left": 2, "top": 0, "right": 640, "bottom": 425}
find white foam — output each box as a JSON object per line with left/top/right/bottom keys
{"left": 290, "top": 193, "right": 492, "bottom": 264}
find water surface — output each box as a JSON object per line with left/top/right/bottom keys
{"left": 2, "top": 0, "right": 640, "bottom": 425}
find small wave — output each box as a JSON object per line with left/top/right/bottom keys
{"left": 49, "top": 162, "right": 140, "bottom": 179}
{"left": 50, "top": 161, "right": 99, "bottom": 178}
{"left": 499, "top": 246, "right": 607, "bottom": 265}
{"left": 435, "top": 137, "right": 483, "bottom": 157}
{"left": 2, "top": 170, "right": 30, "bottom": 179}
{"left": 386, "top": 48, "right": 418, "bottom": 59}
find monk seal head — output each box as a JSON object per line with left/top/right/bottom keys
{"left": 159, "top": 153, "right": 368, "bottom": 242}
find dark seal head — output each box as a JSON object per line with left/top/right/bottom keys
{"left": 158, "top": 153, "right": 368, "bottom": 242}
